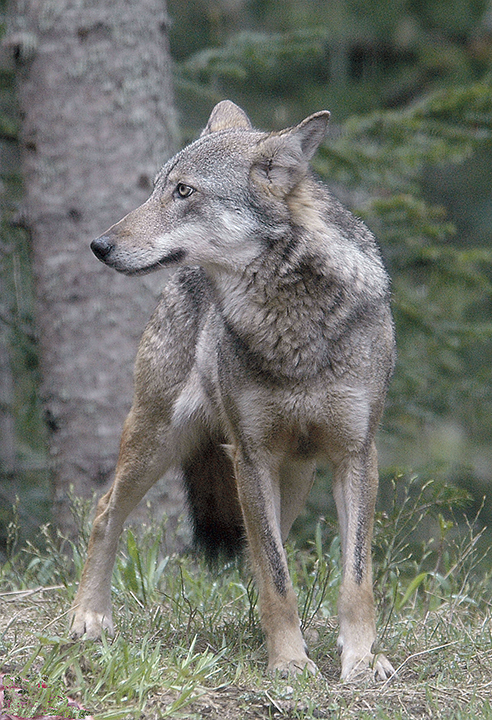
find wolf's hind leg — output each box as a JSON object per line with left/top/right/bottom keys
{"left": 69, "top": 407, "right": 177, "bottom": 639}
{"left": 278, "top": 459, "right": 316, "bottom": 542}
{"left": 233, "top": 448, "right": 317, "bottom": 677}
{"left": 333, "top": 440, "right": 395, "bottom": 681}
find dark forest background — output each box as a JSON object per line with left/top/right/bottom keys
{"left": 1, "top": 0, "right": 491, "bottom": 556}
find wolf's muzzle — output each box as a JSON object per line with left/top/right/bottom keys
{"left": 91, "top": 235, "right": 114, "bottom": 262}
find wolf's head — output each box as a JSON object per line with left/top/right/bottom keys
{"left": 90, "top": 100, "right": 330, "bottom": 275}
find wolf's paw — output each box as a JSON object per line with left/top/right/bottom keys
{"left": 268, "top": 656, "right": 318, "bottom": 679}
{"left": 341, "top": 651, "right": 396, "bottom": 683}
{"left": 372, "top": 653, "right": 396, "bottom": 681}
{"left": 69, "top": 607, "right": 114, "bottom": 640}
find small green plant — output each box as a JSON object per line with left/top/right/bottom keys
{"left": 0, "top": 672, "right": 89, "bottom": 719}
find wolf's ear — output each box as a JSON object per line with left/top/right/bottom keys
{"left": 286, "top": 111, "right": 330, "bottom": 160}
{"left": 201, "top": 100, "right": 253, "bottom": 136}
{"left": 252, "top": 111, "right": 330, "bottom": 195}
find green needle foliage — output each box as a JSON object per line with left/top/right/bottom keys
{"left": 316, "top": 78, "right": 492, "bottom": 448}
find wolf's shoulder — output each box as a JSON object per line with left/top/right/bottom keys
{"left": 317, "top": 187, "right": 380, "bottom": 255}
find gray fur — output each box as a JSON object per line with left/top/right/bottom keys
{"left": 71, "top": 101, "right": 396, "bottom": 682}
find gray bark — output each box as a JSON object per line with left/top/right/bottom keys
{"left": 10, "top": 0, "right": 185, "bottom": 534}
{"left": 0, "top": 302, "right": 15, "bottom": 477}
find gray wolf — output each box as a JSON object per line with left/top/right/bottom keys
{"left": 70, "top": 100, "right": 396, "bottom": 681}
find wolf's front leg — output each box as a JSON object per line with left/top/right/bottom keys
{"left": 234, "top": 449, "right": 317, "bottom": 677}
{"left": 70, "top": 408, "right": 172, "bottom": 639}
{"left": 332, "top": 441, "right": 395, "bottom": 681}
{"left": 70, "top": 485, "right": 120, "bottom": 639}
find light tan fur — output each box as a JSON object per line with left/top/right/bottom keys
{"left": 70, "top": 101, "right": 396, "bottom": 681}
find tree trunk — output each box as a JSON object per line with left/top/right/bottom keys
{"left": 11, "top": 0, "right": 185, "bottom": 537}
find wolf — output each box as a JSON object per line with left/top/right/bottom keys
{"left": 70, "top": 100, "right": 396, "bottom": 681}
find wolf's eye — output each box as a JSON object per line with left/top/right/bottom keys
{"left": 175, "top": 183, "right": 194, "bottom": 198}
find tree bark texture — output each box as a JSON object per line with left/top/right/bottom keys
{"left": 11, "top": 0, "right": 184, "bottom": 533}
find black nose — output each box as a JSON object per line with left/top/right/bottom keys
{"left": 91, "top": 235, "right": 114, "bottom": 261}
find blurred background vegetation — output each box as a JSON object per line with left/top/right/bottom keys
{"left": 1, "top": 0, "right": 492, "bottom": 554}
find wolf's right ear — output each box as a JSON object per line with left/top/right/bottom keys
{"left": 201, "top": 100, "right": 253, "bottom": 136}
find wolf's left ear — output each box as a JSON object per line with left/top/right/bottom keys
{"left": 252, "top": 111, "right": 330, "bottom": 195}
{"left": 285, "top": 111, "right": 331, "bottom": 160}
{"left": 201, "top": 100, "right": 253, "bottom": 136}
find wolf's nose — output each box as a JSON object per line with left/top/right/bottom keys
{"left": 91, "top": 235, "right": 114, "bottom": 261}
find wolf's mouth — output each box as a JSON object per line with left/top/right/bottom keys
{"left": 122, "top": 249, "right": 187, "bottom": 275}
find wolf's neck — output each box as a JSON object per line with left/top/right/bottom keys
{"left": 207, "top": 178, "right": 390, "bottom": 381}
{"left": 210, "top": 228, "right": 360, "bottom": 380}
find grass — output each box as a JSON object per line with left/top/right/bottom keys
{"left": 0, "top": 477, "right": 491, "bottom": 719}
